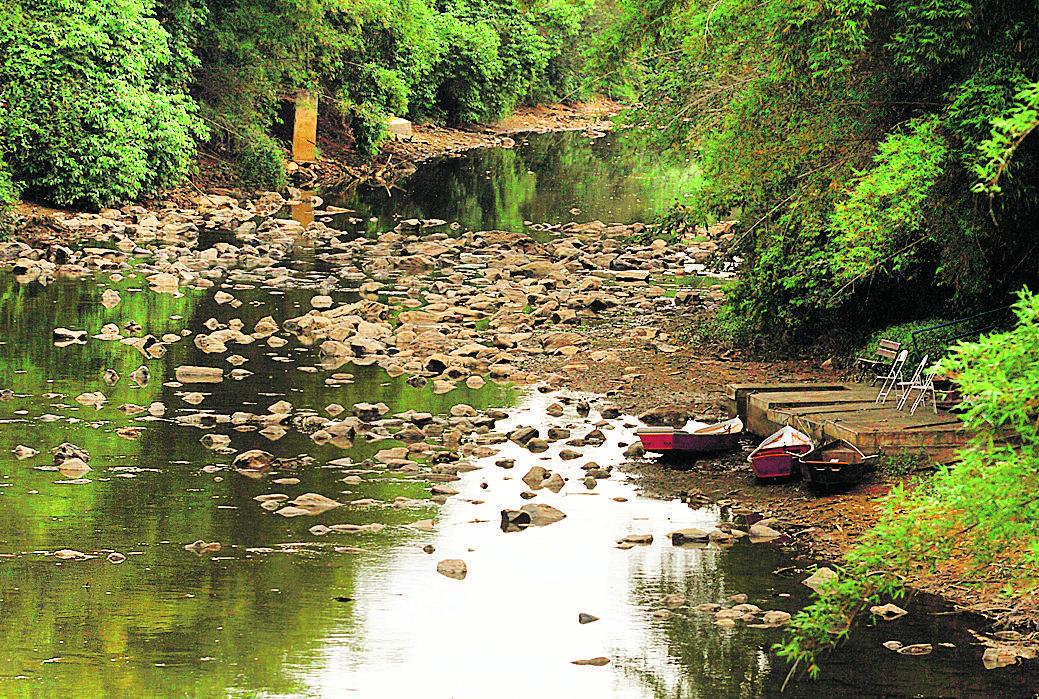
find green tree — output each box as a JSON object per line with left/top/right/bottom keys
{"left": 0, "top": 0, "right": 206, "bottom": 209}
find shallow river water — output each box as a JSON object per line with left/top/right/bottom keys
{"left": 0, "top": 132, "right": 1034, "bottom": 697}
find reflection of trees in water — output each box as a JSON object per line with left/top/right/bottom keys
{"left": 0, "top": 270, "right": 515, "bottom": 696}
{"left": 618, "top": 541, "right": 781, "bottom": 698}
{"left": 340, "top": 131, "right": 699, "bottom": 231}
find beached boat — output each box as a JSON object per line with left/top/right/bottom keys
{"left": 747, "top": 425, "right": 813, "bottom": 481}
{"left": 798, "top": 440, "right": 878, "bottom": 491}
{"left": 637, "top": 417, "right": 744, "bottom": 456}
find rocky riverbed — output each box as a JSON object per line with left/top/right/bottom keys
{"left": 1, "top": 130, "right": 1035, "bottom": 694}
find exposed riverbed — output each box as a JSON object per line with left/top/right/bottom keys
{"left": 0, "top": 131, "right": 1034, "bottom": 697}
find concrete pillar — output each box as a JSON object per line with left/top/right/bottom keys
{"left": 292, "top": 90, "right": 318, "bottom": 163}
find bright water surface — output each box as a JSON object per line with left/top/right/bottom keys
{"left": 0, "top": 131, "right": 1034, "bottom": 697}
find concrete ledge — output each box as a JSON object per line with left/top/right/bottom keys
{"left": 730, "top": 382, "right": 970, "bottom": 462}
{"left": 727, "top": 382, "right": 847, "bottom": 417}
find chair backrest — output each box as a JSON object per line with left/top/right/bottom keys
{"left": 906, "top": 354, "right": 928, "bottom": 385}
{"left": 876, "top": 339, "right": 902, "bottom": 360}
{"left": 892, "top": 349, "right": 908, "bottom": 369}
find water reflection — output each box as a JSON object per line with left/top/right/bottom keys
{"left": 329, "top": 131, "right": 701, "bottom": 233}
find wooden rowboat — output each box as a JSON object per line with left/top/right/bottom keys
{"left": 798, "top": 440, "right": 878, "bottom": 491}
{"left": 748, "top": 425, "right": 812, "bottom": 481}
{"left": 637, "top": 417, "right": 744, "bottom": 456}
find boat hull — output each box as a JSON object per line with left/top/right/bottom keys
{"left": 799, "top": 460, "right": 868, "bottom": 490}
{"left": 751, "top": 445, "right": 810, "bottom": 480}
{"left": 673, "top": 431, "right": 740, "bottom": 454}
{"left": 638, "top": 432, "right": 674, "bottom": 452}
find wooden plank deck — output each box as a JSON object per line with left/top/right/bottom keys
{"left": 729, "top": 383, "right": 970, "bottom": 462}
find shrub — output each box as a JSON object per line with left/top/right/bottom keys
{"left": 0, "top": 155, "right": 16, "bottom": 236}
{"left": 0, "top": 0, "right": 206, "bottom": 209}
{"left": 232, "top": 131, "right": 286, "bottom": 191}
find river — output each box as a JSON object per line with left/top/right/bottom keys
{"left": 0, "top": 131, "right": 1033, "bottom": 697}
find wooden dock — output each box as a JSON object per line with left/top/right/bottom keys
{"left": 724, "top": 383, "right": 970, "bottom": 462}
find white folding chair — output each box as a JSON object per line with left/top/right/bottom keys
{"left": 895, "top": 354, "right": 928, "bottom": 411}
{"left": 908, "top": 366, "right": 939, "bottom": 415}
{"left": 875, "top": 349, "right": 908, "bottom": 404}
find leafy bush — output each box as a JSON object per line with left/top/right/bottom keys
{"left": 594, "top": 0, "right": 1039, "bottom": 342}
{"left": 0, "top": 156, "right": 15, "bottom": 208}
{"left": 232, "top": 130, "right": 286, "bottom": 191}
{"left": 0, "top": 155, "right": 16, "bottom": 236}
{"left": 0, "top": 0, "right": 206, "bottom": 209}
{"left": 777, "top": 288, "right": 1039, "bottom": 677}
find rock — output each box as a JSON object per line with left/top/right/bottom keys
{"left": 12, "top": 445, "right": 37, "bottom": 460}
{"left": 100, "top": 289, "right": 121, "bottom": 308}
{"left": 53, "top": 327, "right": 87, "bottom": 344}
{"left": 53, "top": 549, "right": 91, "bottom": 561}
{"left": 599, "top": 404, "right": 621, "bottom": 419}
{"left": 541, "top": 472, "right": 565, "bottom": 493}
{"left": 546, "top": 402, "right": 564, "bottom": 416}
{"left": 870, "top": 603, "right": 909, "bottom": 621}
{"left": 175, "top": 365, "right": 223, "bottom": 383}
{"left": 436, "top": 559, "right": 467, "bottom": 580}
{"left": 106, "top": 552, "right": 127, "bottom": 564}
{"left": 748, "top": 523, "right": 781, "bottom": 541}
{"left": 669, "top": 528, "right": 710, "bottom": 545}
{"left": 57, "top": 458, "right": 91, "bottom": 477}
{"left": 622, "top": 442, "right": 645, "bottom": 458}
{"left": 638, "top": 405, "right": 689, "bottom": 427}
{"left": 311, "top": 295, "right": 333, "bottom": 309}
{"left": 522, "top": 466, "right": 549, "bottom": 488}
{"left": 495, "top": 458, "right": 515, "bottom": 469}
{"left": 75, "top": 391, "right": 106, "bottom": 408}
{"left": 184, "top": 540, "right": 222, "bottom": 554}
{"left": 761, "top": 610, "right": 791, "bottom": 626}
{"left": 200, "top": 434, "right": 231, "bottom": 450}
{"left": 52, "top": 442, "right": 90, "bottom": 464}
{"left": 897, "top": 643, "right": 933, "bottom": 656}
{"left": 578, "top": 613, "right": 599, "bottom": 625}
{"left": 288, "top": 493, "right": 342, "bottom": 515}
{"left": 620, "top": 533, "right": 653, "bottom": 545}
{"left": 520, "top": 503, "right": 566, "bottom": 526}
{"left": 508, "top": 426, "right": 538, "bottom": 445}
{"left": 883, "top": 641, "right": 904, "bottom": 651}
{"left": 571, "top": 657, "right": 610, "bottom": 667}
{"left": 526, "top": 438, "right": 549, "bottom": 453}
{"left": 802, "top": 567, "right": 838, "bottom": 593}
{"left": 232, "top": 449, "right": 275, "bottom": 471}
{"left": 501, "top": 503, "right": 566, "bottom": 531}
{"left": 661, "top": 593, "right": 687, "bottom": 609}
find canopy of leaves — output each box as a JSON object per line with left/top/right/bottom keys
{"left": 594, "top": 0, "right": 1038, "bottom": 343}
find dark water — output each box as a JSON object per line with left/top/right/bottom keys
{"left": 324, "top": 130, "right": 701, "bottom": 232}
{"left": 0, "top": 131, "right": 1033, "bottom": 697}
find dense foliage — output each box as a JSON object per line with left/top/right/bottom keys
{"left": 777, "top": 289, "right": 1039, "bottom": 677}
{"left": 0, "top": 0, "right": 206, "bottom": 208}
{"left": 0, "top": 0, "right": 595, "bottom": 205}
{"left": 595, "top": 0, "right": 1039, "bottom": 342}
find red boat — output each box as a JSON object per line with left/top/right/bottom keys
{"left": 748, "top": 425, "right": 813, "bottom": 481}
{"left": 637, "top": 417, "right": 744, "bottom": 456}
